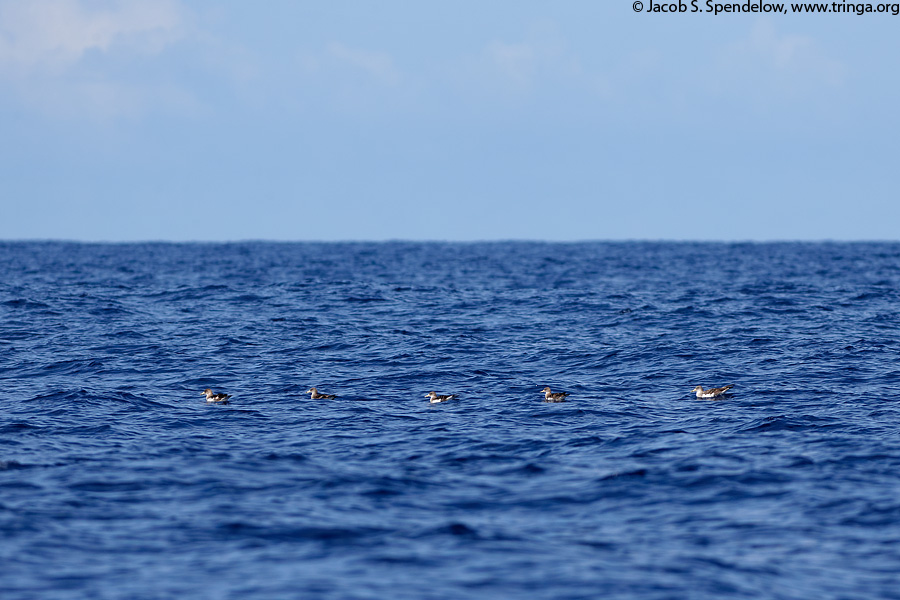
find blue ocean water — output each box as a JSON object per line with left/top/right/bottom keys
{"left": 2, "top": 241, "right": 900, "bottom": 599}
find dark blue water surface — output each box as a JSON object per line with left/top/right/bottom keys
{"left": 3, "top": 241, "right": 900, "bottom": 599}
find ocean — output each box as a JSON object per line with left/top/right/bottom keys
{"left": 2, "top": 241, "right": 900, "bottom": 599}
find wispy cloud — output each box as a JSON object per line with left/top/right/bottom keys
{"left": 0, "top": 0, "right": 189, "bottom": 118}
{"left": 486, "top": 41, "right": 537, "bottom": 88}
{"left": 0, "top": 0, "right": 183, "bottom": 71}
{"left": 715, "top": 20, "right": 845, "bottom": 99}
{"left": 324, "top": 42, "right": 400, "bottom": 85}
{"left": 294, "top": 41, "right": 405, "bottom": 113}
{"left": 298, "top": 42, "right": 401, "bottom": 84}
{"left": 449, "top": 25, "right": 609, "bottom": 107}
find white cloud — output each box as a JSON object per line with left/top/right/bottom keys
{"left": 325, "top": 42, "right": 399, "bottom": 85}
{"left": 292, "top": 22, "right": 611, "bottom": 117}
{"left": 0, "top": 0, "right": 188, "bottom": 118}
{"left": 442, "top": 29, "right": 613, "bottom": 111}
{"left": 293, "top": 42, "right": 406, "bottom": 114}
{"left": 0, "top": 0, "right": 183, "bottom": 72}
{"left": 486, "top": 41, "right": 537, "bottom": 88}
{"left": 716, "top": 20, "right": 845, "bottom": 98}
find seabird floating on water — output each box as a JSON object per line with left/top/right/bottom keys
{"left": 307, "top": 387, "right": 337, "bottom": 399}
{"left": 425, "top": 391, "right": 457, "bottom": 403}
{"left": 202, "top": 388, "right": 232, "bottom": 404}
{"left": 541, "top": 387, "right": 569, "bottom": 403}
{"left": 691, "top": 385, "right": 734, "bottom": 399}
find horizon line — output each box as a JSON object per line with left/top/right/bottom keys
{"left": 2, "top": 238, "right": 899, "bottom": 245}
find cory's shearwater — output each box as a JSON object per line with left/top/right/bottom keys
{"left": 541, "top": 387, "right": 570, "bottom": 402}
{"left": 691, "top": 385, "right": 734, "bottom": 399}
{"left": 202, "top": 388, "right": 232, "bottom": 404}
{"left": 425, "top": 391, "right": 457, "bottom": 403}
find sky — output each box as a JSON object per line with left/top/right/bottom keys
{"left": 1, "top": 0, "right": 899, "bottom": 241}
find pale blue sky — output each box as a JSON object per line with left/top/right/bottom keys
{"left": 1, "top": 1, "right": 898, "bottom": 241}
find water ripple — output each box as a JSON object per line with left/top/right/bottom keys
{"left": 2, "top": 241, "right": 900, "bottom": 599}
